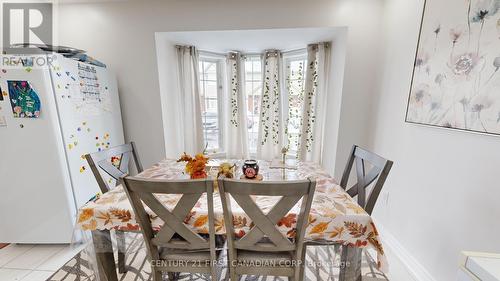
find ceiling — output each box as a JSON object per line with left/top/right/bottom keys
{"left": 58, "top": 0, "right": 129, "bottom": 3}
{"left": 157, "top": 27, "right": 344, "bottom": 53}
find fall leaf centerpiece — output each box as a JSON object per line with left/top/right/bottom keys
{"left": 177, "top": 152, "right": 209, "bottom": 179}
{"left": 217, "top": 162, "right": 236, "bottom": 179}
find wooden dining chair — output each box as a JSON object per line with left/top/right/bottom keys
{"left": 85, "top": 142, "right": 143, "bottom": 193}
{"left": 85, "top": 142, "right": 143, "bottom": 273}
{"left": 339, "top": 145, "right": 393, "bottom": 215}
{"left": 121, "top": 176, "right": 221, "bottom": 281}
{"left": 302, "top": 145, "right": 393, "bottom": 281}
{"left": 218, "top": 178, "right": 316, "bottom": 281}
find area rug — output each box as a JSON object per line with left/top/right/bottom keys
{"left": 47, "top": 233, "right": 388, "bottom": 281}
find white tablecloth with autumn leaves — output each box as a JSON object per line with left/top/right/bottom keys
{"left": 76, "top": 159, "right": 387, "bottom": 271}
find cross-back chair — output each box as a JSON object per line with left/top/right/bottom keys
{"left": 302, "top": 145, "right": 393, "bottom": 281}
{"left": 85, "top": 142, "right": 143, "bottom": 193}
{"left": 85, "top": 142, "right": 143, "bottom": 273}
{"left": 218, "top": 178, "right": 316, "bottom": 281}
{"left": 340, "top": 145, "right": 393, "bottom": 215}
{"left": 121, "top": 177, "right": 220, "bottom": 281}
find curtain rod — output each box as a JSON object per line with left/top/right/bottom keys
{"left": 198, "top": 50, "right": 226, "bottom": 57}
{"left": 197, "top": 41, "right": 330, "bottom": 57}
{"left": 198, "top": 47, "right": 308, "bottom": 57}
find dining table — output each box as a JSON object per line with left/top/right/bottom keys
{"left": 76, "top": 159, "right": 387, "bottom": 281}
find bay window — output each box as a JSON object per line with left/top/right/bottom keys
{"left": 198, "top": 57, "right": 224, "bottom": 153}
{"left": 197, "top": 50, "right": 310, "bottom": 158}
{"left": 283, "top": 53, "right": 307, "bottom": 156}
{"left": 244, "top": 56, "right": 263, "bottom": 153}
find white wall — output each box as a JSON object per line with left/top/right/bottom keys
{"left": 57, "top": 0, "right": 384, "bottom": 174}
{"left": 371, "top": 0, "right": 500, "bottom": 280}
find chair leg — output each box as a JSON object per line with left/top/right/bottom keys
{"left": 152, "top": 270, "right": 162, "bottom": 281}
{"left": 230, "top": 270, "right": 238, "bottom": 281}
{"left": 297, "top": 243, "right": 307, "bottom": 281}
{"left": 116, "top": 231, "right": 127, "bottom": 273}
{"left": 226, "top": 253, "right": 237, "bottom": 281}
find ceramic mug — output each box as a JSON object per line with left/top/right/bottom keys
{"left": 242, "top": 160, "right": 259, "bottom": 179}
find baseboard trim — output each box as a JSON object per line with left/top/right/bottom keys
{"left": 376, "top": 223, "right": 437, "bottom": 281}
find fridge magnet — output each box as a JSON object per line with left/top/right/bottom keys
{"left": 8, "top": 81, "right": 41, "bottom": 118}
{"left": 111, "top": 156, "right": 121, "bottom": 168}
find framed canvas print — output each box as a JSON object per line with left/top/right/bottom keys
{"left": 406, "top": 0, "right": 500, "bottom": 135}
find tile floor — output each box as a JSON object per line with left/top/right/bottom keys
{"left": 0, "top": 242, "right": 415, "bottom": 281}
{"left": 0, "top": 243, "right": 86, "bottom": 281}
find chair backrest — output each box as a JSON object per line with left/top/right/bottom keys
{"left": 340, "top": 145, "right": 393, "bottom": 215}
{"left": 218, "top": 178, "right": 316, "bottom": 253}
{"left": 121, "top": 177, "right": 216, "bottom": 261}
{"left": 85, "top": 142, "right": 143, "bottom": 193}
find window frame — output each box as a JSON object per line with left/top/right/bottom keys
{"left": 198, "top": 54, "right": 225, "bottom": 154}
{"left": 282, "top": 50, "right": 308, "bottom": 157}
{"left": 197, "top": 50, "right": 308, "bottom": 158}
{"left": 243, "top": 54, "right": 263, "bottom": 155}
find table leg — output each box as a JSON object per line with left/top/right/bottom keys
{"left": 338, "top": 245, "right": 361, "bottom": 281}
{"left": 116, "top": 230, "right": 127, "bottom": 273}
{"left": 92, "top": 230, "right": 118, "bottom": 281}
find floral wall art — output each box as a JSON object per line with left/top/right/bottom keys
{"left": 406, "top": 0, "right": 500, "bottom": 135}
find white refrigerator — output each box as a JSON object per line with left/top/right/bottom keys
{"left": 0, "top": 53, "right": 124, "bottom": 243}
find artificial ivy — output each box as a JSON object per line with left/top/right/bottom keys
{"left": 304, "top": 58, "right": 318, "bottom": 152}
{"left": 260, "top": 54, "right": 281, "bottom": 145}
{"left": 229, "top": 57, "right": 239, "bottom": 127}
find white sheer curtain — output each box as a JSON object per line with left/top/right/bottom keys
{"left": 174, "top": 45, "right": 204, "bottom": 155}
{"left": 225, "top": 52, "right": 249, "bottom": 158}
{"left": 257, "top": 50, "right": 284, "bottom": 160}
{"left": 298, "top": 43, "right": 331, "bottom": 162}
